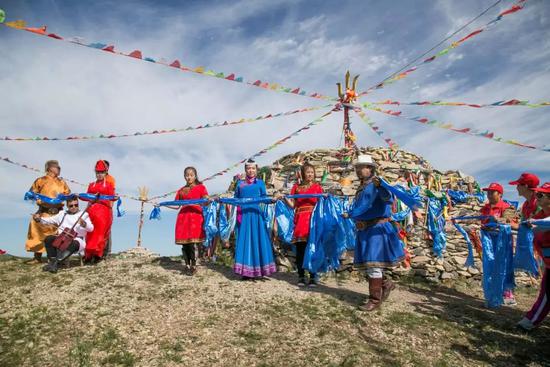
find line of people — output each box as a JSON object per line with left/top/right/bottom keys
{"left": 478, "top": 174, "right": 550, "bottom": 330}
{"left": 24, "top": 155, "right": 549, "bottom": 326}
{"left": 26, "top": 159, "right": 117, "bottom": 272}
{"left": 169, "top": 157, "right": 549, "bottom": 320}
{"left": 169, "top": 154, "right": 404, "bottom": 311}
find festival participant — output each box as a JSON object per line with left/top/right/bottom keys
{"left": 518, "top": 182, "right": 550, "bottom": 331}
{"left": 509, "top": 173, "right": 540, "bottom": 224}
{"left": 480, "top": 182, "right": 517, "bottom": 305}
{"left": 103, "top": 160, "right": 116, "bottom": 257}
{"left": 173, "top": 167, "right": 209, "bottom": 275}
{"left": 233, "top": 159, "right": 277, "bottom": 280}
{"left": 480, "top": 183, "right": 512, "bottom": 222}
{"left": 284, "top": 162, "right": 323, "bottom": 287}
{"left": 346, "top": 154, "right": 405, "bottom": 311}
{"left": 33, "top": 195, "right": 93, "bottom": 273}
{"left": 82, "top": 160, "right": 116, "bottom": 263}
{"left": 25, "top": 160, "right": 71, "bottom": 264}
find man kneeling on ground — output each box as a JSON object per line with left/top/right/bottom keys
{"left": 33, "top": 195, "right": 94, "bottom": 273}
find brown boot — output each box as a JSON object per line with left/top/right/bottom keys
{"left": 26, "top": 252, "right": 43, "bottom": 265}
{"left": 382, "top": 278, "right": 396, "bottom": 302}
{"left": 359, "top": 278, "right": 383, "bottom": 312}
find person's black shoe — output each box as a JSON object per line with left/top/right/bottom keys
{"left": 308, "top": 278, "right": 318, "bottom": 288}
{"left": 42, "top": 257, "right": 58, "bottom": 273}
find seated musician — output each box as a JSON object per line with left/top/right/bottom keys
{"left": 32, "top": 195, "right": 94, "bottom": 273}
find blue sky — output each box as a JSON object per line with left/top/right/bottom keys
{"left": 1, "top": 0, "right": 549, "bottom": 256}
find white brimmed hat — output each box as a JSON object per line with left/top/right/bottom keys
{"left": 354, "top": 154, "right": 377, "bottom": 167}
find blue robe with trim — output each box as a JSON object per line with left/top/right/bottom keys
{"left": 233, "top": 179, "right": 276, "bottom": 278}
{"left": 351, "top": 182, "right": 405, "bottom": 268}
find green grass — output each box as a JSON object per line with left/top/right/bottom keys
{"left": 235, "top": 330, "right": 264, "bottom": 344}
{"left": 67, "top": 327, "right": 138, "bottom": 367}
{"left": 68, "top": 337, "right": 93, "bottom": 367}
{"left": 0, "top": 307, "right": 62, "bottom": 367}
{"left": 160, "top": 338, "right": 185, "bottom": 363}
{"left": 100, "top": 351, "right": 136, "bottom": 366}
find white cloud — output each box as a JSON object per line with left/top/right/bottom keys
{"left": 0, "top": 0, "right": 549, "bottom": 223}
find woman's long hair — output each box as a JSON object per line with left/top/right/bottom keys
{"left": 300, "top": 162, "right": 316, "bottom": 182}
{"left": 184, "top": 166, "right": 202, "bottom": 185}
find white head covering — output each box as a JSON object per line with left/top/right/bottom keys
{"left": 354, "top": 154, "right": 377, "bottom": 167}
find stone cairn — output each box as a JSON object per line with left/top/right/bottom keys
{"left": 233, "top": 146, "right": 528, "bottom": 283}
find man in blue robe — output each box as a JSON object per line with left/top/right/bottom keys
{"left": 347, "top": 154, "right": 405, "bottom": 311}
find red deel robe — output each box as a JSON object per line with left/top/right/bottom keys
{"left": 175, "top": 184, "right": 209, "bottom": 244}
{"left": 290, "top": 182, "right": 323, "bottom": 243}
{"left": 84, "top": 179, "right": 115, "bottom": 259}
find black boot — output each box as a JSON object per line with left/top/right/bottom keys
{"left": 181, "top": 247, "right": 190, "bottom": 274}
{"left": 57, "top": 249, "right": 75, "bottom": 263}
{"left": 42, "top": 257, "right": 58, "bottom": 273}
{"left": 190, "top": 259, "right": 197, "bottom": 275}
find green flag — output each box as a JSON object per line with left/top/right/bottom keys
{"left": 0, "top": 9, "right": 5, "bottom": 23}
{"left": 321, "top": 169, "right": 329, "bottom": 184}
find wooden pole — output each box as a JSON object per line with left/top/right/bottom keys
{"left": 136, "top": 186, "right": 149, "bottom": 248}
{"left": 136, "top": 201, "right": 145, "bottom": 248}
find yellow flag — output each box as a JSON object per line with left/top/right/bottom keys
{"left": 5, "top": 20, "right": 26, "bottom": 29}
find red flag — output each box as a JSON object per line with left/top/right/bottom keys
{"left": 499, "top": 4, "right": 523, "bottom": 17}
{"left": 291, "top": 88, "right": 300, "bottom": 94}
{"left": 47, "top": 33, "right": 63, "bottom": 40}
{"left": 253, "top": 80, "right": 261, "bottom": 86}
{"left": 169, "top": 60, "right": 181, "bottom": 68}
{"left": 423, "top": 56, "right": 436, "bottom": 63}
{"left": 25, "top": 26, "right": 47, "bottom": 35}
{"left": 103, "top": 45, "right": 115, "bottom": 52}
{"left": 456, "top": 29, "right": 483, "bottom": 44}
{"left": 452, "top": 128, "right": 471, "bottom": 133}
{"left": 225, "top": 73, "right": 235, "bottom": 80}
{"left": 128, "top": 50, "right": 142, "bottom": 59}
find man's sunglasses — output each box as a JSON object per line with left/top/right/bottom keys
{"left": 536, "top": 193, "right": 550, "bottom": 199}
{"left": 68, "top": 204, "right": 79, "bottom": 208}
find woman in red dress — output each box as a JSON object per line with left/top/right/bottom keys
{"left": 285, "top": 163, "right": 323, "bottom": 287}
{"left": 174, "top": 167, "right": 209, "bottom": 275}
{"left": 84, "top": 160, "right": 116, "bottom": 263}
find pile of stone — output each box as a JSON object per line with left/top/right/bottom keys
{"left": 250, "top": 147, "right": 523, "bottom": 283}
{"left": 118, "top": 246, "right": 159, "bottom": 259}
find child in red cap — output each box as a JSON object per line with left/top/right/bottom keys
{"left": 518, "top": 182, "right": 550, "bottom": 330}
{"left": 509, "top": 172, "right": 540, "bottom": 222}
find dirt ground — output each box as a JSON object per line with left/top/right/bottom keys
{"left": 1, "top": 254, "right": 549, "bottom": 367}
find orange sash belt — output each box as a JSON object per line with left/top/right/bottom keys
{"left": 295, "top": 205, "right": 314, "bottom": 214}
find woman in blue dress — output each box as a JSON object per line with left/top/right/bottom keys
{"left": 346, "top": 154, "right": 405, "bottom": 311}
{"left": 233, "top": 159, "right": 277, "bottom": 279}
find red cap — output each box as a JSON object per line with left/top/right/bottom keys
{"left": 482, "top": 183, "right": 503, "bottom": 194}
{"left": 533, "top": 182, "right": 550, "bottom": 194}
{"left": 509, "top": 172, "right": 540, "bottom": 188}
{"left": 95, "top": 160, "right": 108, "bottom": 172}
